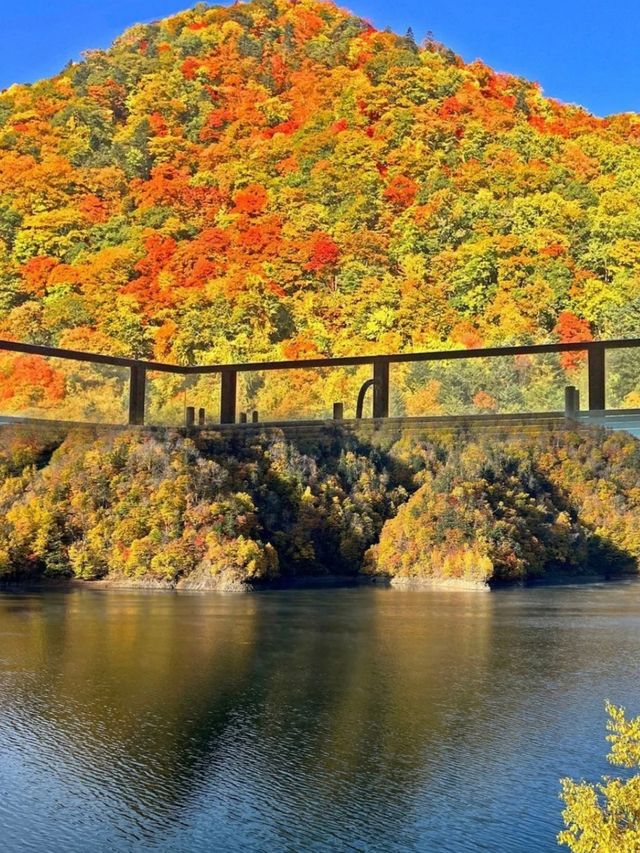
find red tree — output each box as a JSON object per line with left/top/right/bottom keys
{"left": 555, "top": 311, "right": 592, "bottom": 370}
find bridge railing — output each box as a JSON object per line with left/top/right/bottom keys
{"left": 0, "top": 340, "right": 184, "bottom": 426}
{"left": 0, "top": 337, "right": 639, "bottom": 426}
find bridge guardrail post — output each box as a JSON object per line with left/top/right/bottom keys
{"left": 220, "top": 369, "right": 237, "bottom": 424}
{"left": 128, "top": 365, "right": 146, "bottom": 426}
{"left": 588, "top": 343, "right": 606, "bottom": 412}
{"left": 565, "top": 386, "right": 579, "bottom": 418}
{"left": 373, "top": 359, "right": 390, "bottom": 419}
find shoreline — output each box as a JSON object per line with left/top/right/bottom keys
{"left": 0, "top": 571, "right": 635, "bottom": 594}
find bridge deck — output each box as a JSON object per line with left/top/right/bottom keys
{"left": 2, "top": 409, "right": 640, "bottom": 440}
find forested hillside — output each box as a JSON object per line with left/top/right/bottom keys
{"left": 1, "top": 0, "right": 640, "bottom": 420}
{"left": 1, "top": 425, "right": 638, "bottom": 587}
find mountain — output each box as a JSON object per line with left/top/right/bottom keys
{"left": 1, "top": 0, "right": 640, "bottom": 417}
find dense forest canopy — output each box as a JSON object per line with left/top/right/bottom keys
{"left": 1, "top": 0, "right": 640, "bottom": 419}
{"left": 2, "top": 425, "right": 639, "bottom": 586}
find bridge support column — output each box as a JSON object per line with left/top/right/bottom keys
{"left": 128, "top": 365, "right": 146, "bottom": 426}
{"left": 220, "top": 370, "right": 237, "bottom": 424}
{"left": 588, "top": 343, "right": 606, "bottom": 412}
{"left": 373, "top": 359, "right": 390, "bottom": 419}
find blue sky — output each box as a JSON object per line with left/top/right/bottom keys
{"left": 0, "top": 0, "right": 638, "bottom": 116}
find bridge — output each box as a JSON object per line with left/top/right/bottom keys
{"left": 1, "top": 337, "right": 640, "bottom": 437}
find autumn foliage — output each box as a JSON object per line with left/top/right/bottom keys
{"left": 1, "top": 425, "right": 639, "bottom": 586}
{"left": 559, "top": 702, "right": 640, "bottom": 851}
{"left": 555, "top": 311, "right": 593, "bottom": 370}
{"left": 0, "top": 427, "right": 406, "bottom": 583}
{"left": 368, "top": 428, "right": 640, "bottom": 584}
{"left": 0, "top": 0, "right": 639, "bottom": 416}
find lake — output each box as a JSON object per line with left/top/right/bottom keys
{"left": 1, "top": 582, "right": 639, "bottom": 852}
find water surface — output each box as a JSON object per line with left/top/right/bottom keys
{"left": 1, "top": 583, "right": 639, "bottom": 852}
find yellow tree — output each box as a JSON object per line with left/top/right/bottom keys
{"left": 559, "top": 703, "right": 640, "bottom": 851}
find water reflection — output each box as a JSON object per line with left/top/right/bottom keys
{"left": 1, "top": 584, "right": 639, "bottom": 852}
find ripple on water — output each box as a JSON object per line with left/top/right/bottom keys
{"left": 0, "top": 583, "right": 639, "bottom": 852}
